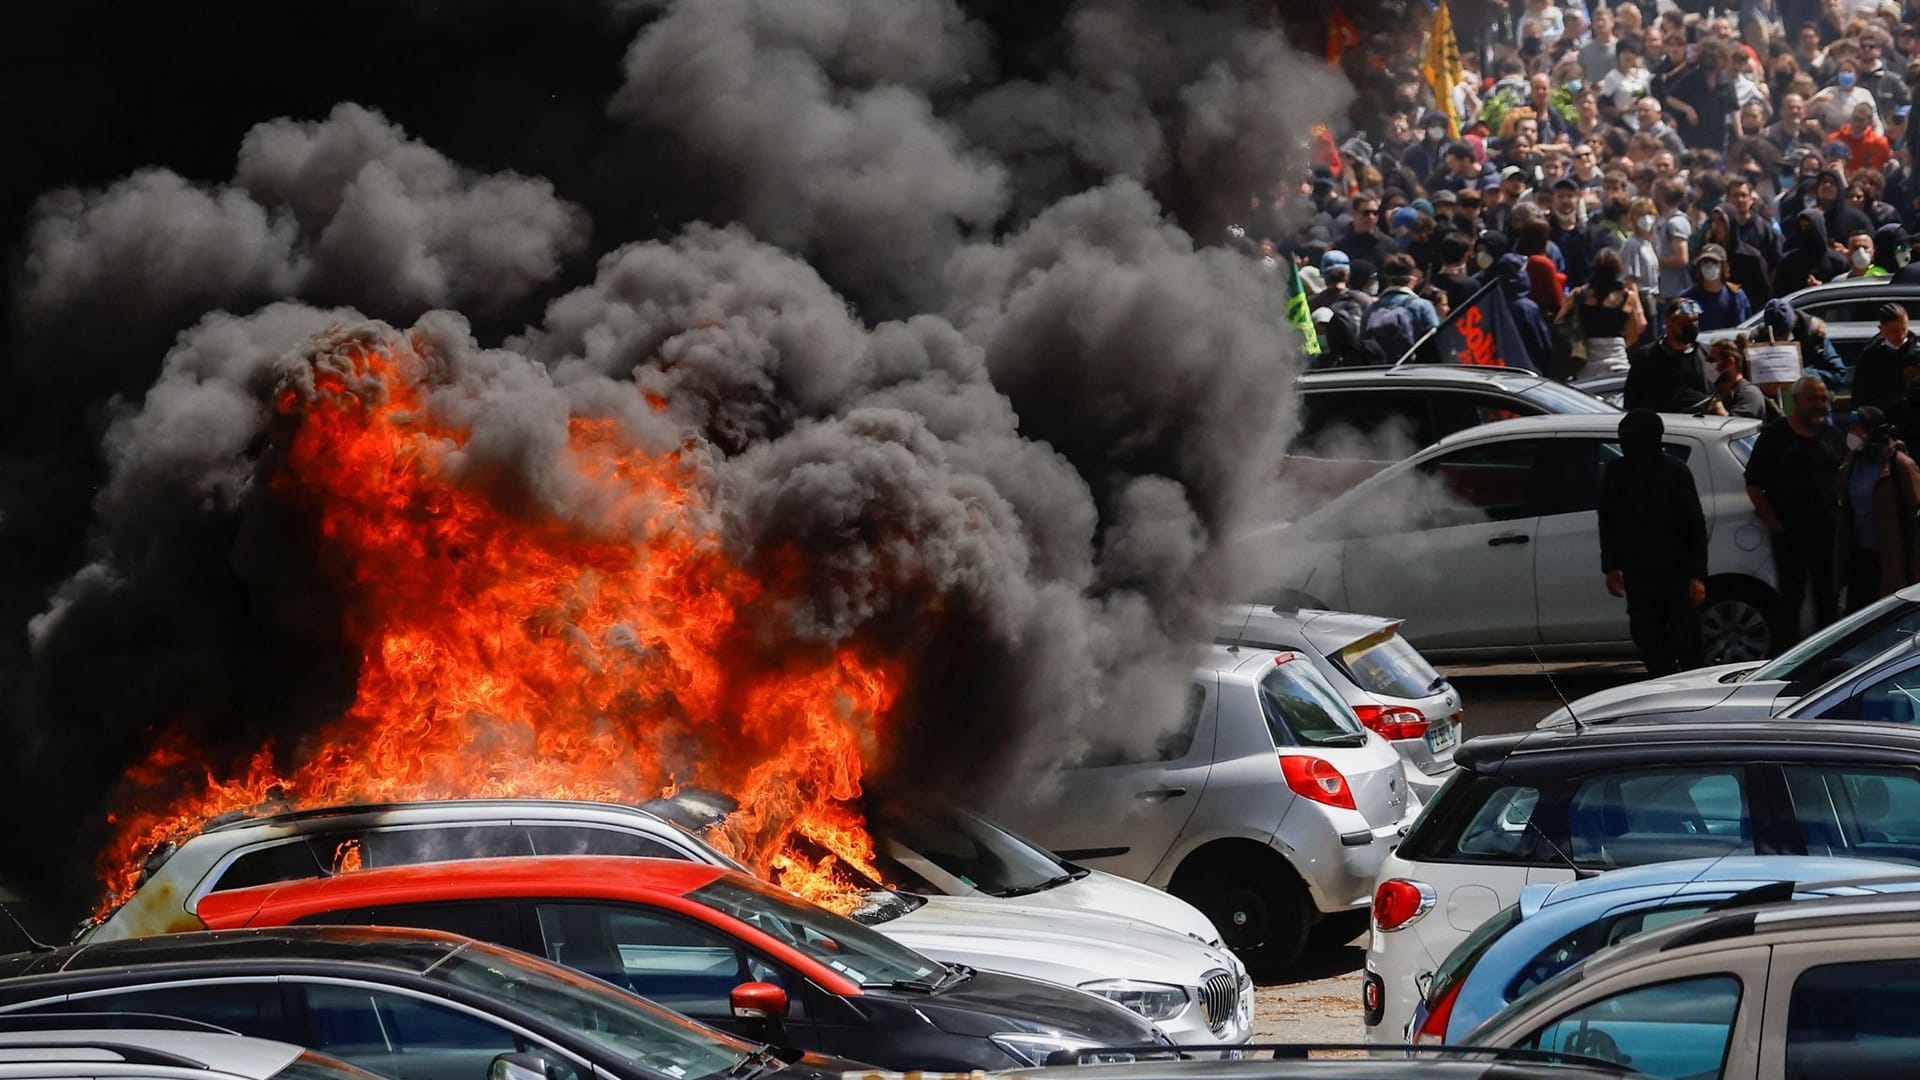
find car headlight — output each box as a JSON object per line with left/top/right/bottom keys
{"left": 988, "top": 1033, "right": 1103, "bottom": 1067}
{"left": 1078, "top": 979, "right": 1191, "bottom": 1022}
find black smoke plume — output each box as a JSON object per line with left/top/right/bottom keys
{"left": 4, "top": 0, "right": 1353, "bottom": 921}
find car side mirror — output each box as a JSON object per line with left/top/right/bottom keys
{"left": 730, "top": 981, "right": 789, "bottom": 1019}
{"left": 489, "top": 1053, "right": 564, "bottom": 1080}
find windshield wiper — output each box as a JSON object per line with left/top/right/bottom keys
{"left": 723, "top": 1046, "right": 785, "bottom": 1078}
{"left": 882, "top": 963, "right": 972, "bottom": 994}
{"left": 990, "top": 874, "right": 1077, "bottom": 898}
{"left": 1315, "top": 733, "right": 1370, "bottom": 748}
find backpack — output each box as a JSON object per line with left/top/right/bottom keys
{"left": 1363, "top": 299, "right": 1419, "bottom": 362}
{"left": 1318, "top": 296, "right": 1368, "bottom": 363}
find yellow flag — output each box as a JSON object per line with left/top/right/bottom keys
{"left": 1423, "top": 0, "right": 1465, "bottom": 139}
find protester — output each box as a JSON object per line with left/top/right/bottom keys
{"left": 1745, "top": 374, "right": 1848, "bottom": 645}
{"left": 1702, "top": 203, "right": 1775, "bottom": 306}
{"left": 1834, "top": 404, "right": 1920, "bottom": 612}
{"left": 1852, "top": 302, "right": 1920, "bottom": 411}
{"left": 1682, "top": 244, "right": 1754, "bottom": 330}
{"left": 1599, "top": 409, "right": 1710, "bottom": 675}
{"left": 1710, "top": 336, "right": 1780, "bottom": 420}
{"left": 1773, "top": 209, "right": 1850, "bottom": 294}
{"left": 1625, "top": 297, "right": 1712, "bottom": 411}
{"left": 1563, "top": 247, "right": 1648, "bottom": 379}
{"left": 1621, "top": 196, "right": 1665, "bottom": 291}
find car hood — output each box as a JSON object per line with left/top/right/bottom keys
{"left": 874, "top": 968, "right": 1164, "bottom": 1043}
{"left": 991, "top": 871, "right": 1223, "bottom": 947}
{"left": 876, "top": 895, "right": 1238, "bottom": 989}
{"left": 1536, "top": 662, "right": 1775, "bottom": 727}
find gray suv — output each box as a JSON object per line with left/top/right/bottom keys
{"left": 997, "top": 646, "right": 1419, "bottom": 975}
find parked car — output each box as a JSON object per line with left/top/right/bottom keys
{"left": 1284, "top": 366, "right": 1617, "bottom": 508}
{"left": 0, "top": 926, "right": 867, "bottom": 1080}
{"left": 1217, "top": 605, "right": 1463, "bottom": 801}
{"left": 81, "top": 799, "right": 1249, "bottom": 1047}
{"left": 192, "top": 857, "right": 1172, "bottom": 1069}
{"left": 1538, "top": 583, "right": 1920, "bottom": 728}
{"left": 0, "top": 1026, "right": 383, "bottom": 1080}
{"left": 1463, "top": 892, "right": 1920, "bottom": 1077}
{"left": 1702, "top": 274, "right": 1920, "bottom": 373}
{"left": 1264, "top": 413, "right": 1778, "bottom": 662}
{"left": 1407, "top": 855, "right": 1920, "bottom": 1042}
{"left": 644, "top": 794, "right": 1223, "bottom": 946}
{"left": 1361, "top": 719, "right": 1920, "bottom": 1044}
{"left": 999, "top": 646, "right": 1419, "bottom": 975}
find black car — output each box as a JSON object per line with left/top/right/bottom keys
{"left": 0, "top": 926, "right": 867, "bottom": 1080}
{"left": 1402, "top": 720, "right": 1920, "bottom": 872}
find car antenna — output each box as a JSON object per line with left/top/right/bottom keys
{"left": 1531, "top": 645, "right": 1584, "bottom": 736}
{"left": 0, "top": 905, "right": 53, "bottom": 953}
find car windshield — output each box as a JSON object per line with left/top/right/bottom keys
{"left": 429, "top": 940, "right": 752, "bottom": 1080}
{"left": 687, "top": 877, "right": 944, "bottom": 986}
{"left": 1336, "top": 628, "right": 1444, "bottom": 700}
{"left": 878, "top": 812, "right": 1074, "bottom": 898}
{"left": 1515, "top": 379, "right": 1619, "bottom": 415}
{"left": 1753, "top": 592, "right": 1920, "bottom": 683}
{"left": 1259, "top": 658, "right": 1369, "bottom": 748}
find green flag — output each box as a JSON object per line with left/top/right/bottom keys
{"left": 1286, "top": 259, "right": 1321, "bottom": 358}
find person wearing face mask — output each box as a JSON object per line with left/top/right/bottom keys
{"left": 1810, "top": 59, "right": 1878, "bottom": 133}
{"left": 1834, "top": 405, "right": 1920, "bottom": 612}
{"left": 1621, "top": 196, "right": 1664, "bottom": 295}
{"left": 1682, "top": 245, "right": 1752, "bottom": 331}
{"left": 1710, "top": 336, "right": 1780, "bottom": 421}
{"left": 1625, "top": 297, "right": 1713, "bottom": 412}
{"left": 1401, "top": 110, "right": 1454, "bottom": 181}
{"left": 1598, "top": 409, "right": 1710, "bottom": 676}
{"left": 1431, "top": 233, "right": 1481, "bottom": 310}
{"left": 1837, "top": 227, "right": 1883, "bottom": 279}
{"left": 1871, "top": 223, "right": 1911, "bottom": 274}
{"left": 1772, "top": 208, "right": 1849, "bottom": 295}
{"left": 1563, "top": 247, "right": 1647, "bottom": 379}
{"left": 1851, "top": 302, "right": 1920, "bottom": 411}
{"left": 1745, "top": 374, "right": 1848, "bottom": 646}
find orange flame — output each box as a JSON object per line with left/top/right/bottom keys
{"left": 97, "top": 332, "right": 900, "bottom": 914}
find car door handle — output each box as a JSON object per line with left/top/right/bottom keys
{"left": 1136, "top": 787, "right": 1188, "bottom": 801}
{"left": 1487, "top": 533, "right": 1530, "bottom": 547}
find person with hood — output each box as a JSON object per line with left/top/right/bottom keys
{"left": 1682, "top": 244, "right": 1753, "bottom": 331}
{"left": 1625, "top": 297, "right": 1713, "bottom": 412}
{"left": 1873, "top": 223, "right": 1912, "bottom": 274}
{"left": 1835, "top": 405, "right": 1920, "bottom": 612}
{"left": 1746, "top": 374, "right": 1849, "bottom": 645}
{"left": 1772, "top": 208, "right": 1850, "bottom": 294}
{"left": 1813, "top": 167, "right": 1876, "bottom": 248}
{"left": 1701, "top": 205, "right": 1774, "bottom": 307}
{"left": 1852, "top": 302, "right": 1920, "bottom": 412}
{"left": 1401, "top": 111, "right": 1454, "bottom": 180}
{"left": 1757, "top": 297, "right": 1849, "bottom": 387}
{"left": 1495, "top": 251, "right": 1555, "bottom": 372}
{"left": 1599, "top": 409, "right": 1709, "bottom": 675}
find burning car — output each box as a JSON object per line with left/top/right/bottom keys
{"left": 80, "top": 798, "right": 1253, "bottom": 1047}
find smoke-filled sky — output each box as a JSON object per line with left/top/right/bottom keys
{"left": 2, "top": 0, "right": 1357, "bottom": 916}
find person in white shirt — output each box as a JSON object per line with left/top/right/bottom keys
{"left": 1810, "top": 60, "right": 1879, "bottom": 132}
{"left": 1600, "top": 39, "right": 1651, "bottom": 113}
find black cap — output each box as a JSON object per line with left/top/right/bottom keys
{"left": 1551, "top": 177, "right": 1581, "bottom": 192}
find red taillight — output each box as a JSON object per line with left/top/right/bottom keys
{"left": 1280, "top": 755, "right": 1356, "bottom": 809}
{"left": 1371, "top": 878, "right": 1435, "bottom": 931}
{"left": 1414, "top": 977, "right": 1460, "bottom": 1043}
{"left": 1351, "top": 704, "right": 1430, "bottom": 741}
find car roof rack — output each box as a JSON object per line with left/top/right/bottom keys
{"left": 1040, "top": 1044, "right": 1637, "bottom": 1070}
{"left": 0, "top": 1013, "right": 235, "bottom": 1035}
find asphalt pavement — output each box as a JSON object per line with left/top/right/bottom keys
{"left": 1252, "top": 659, "right": 1648, "bottom": 1042}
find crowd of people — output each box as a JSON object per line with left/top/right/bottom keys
{"left": 1256, "top": 1, "right": 1920, "bottom": 668}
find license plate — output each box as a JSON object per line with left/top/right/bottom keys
{"left": 1426, "top": 721, "right": 1456, "bottom": 754}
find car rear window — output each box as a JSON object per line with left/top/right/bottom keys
{"left": 1398, "top": 776, "right": 1541, "bottom": 864}
{"left": 1506, "top": 902, "right": 1717, "bottom": 1001}
{"left": 1337, "top": 629, "right": 1443, "bottom": 700}
{"left": 1258, "top": 660, "right": 1368, "bottom": 748}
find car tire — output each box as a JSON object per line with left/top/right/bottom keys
{"left": 1174, "top": 862, "right": 1312, "bottom": 978}
{"left": 1701, "top": 578, "right": 1776, "bottom": 663}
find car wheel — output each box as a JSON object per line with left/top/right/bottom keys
{"left": 1178, "top": 870, "right": 1311, "bottom": 978}
{"left": 1701, "top": 580, "right": 1775, "bottom": 663}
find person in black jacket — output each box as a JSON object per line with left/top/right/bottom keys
{"left": 1600, "top": 409, "right": 1709, "bottom": 675}
{"left": 1772, "top": 209, "right": 1850, "bottom": 296}
{"left": 1851, "top": 302, "right": 1920, "bottom": 411}
{"left": 1624, "top": 297, "right": 1712, "bottom": 412}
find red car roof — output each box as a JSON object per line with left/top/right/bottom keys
{"left": 198, "top": 856, "right": 729, "bottom": 926}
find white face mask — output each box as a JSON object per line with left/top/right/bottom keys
{"left": 1260, "top": 255, "right": 1279, "bottom": 273}
{"left": 1702, "top": 263, "right": 1722, "bottom": 282}
{"left": 1848, "top": 432, "right": 1866, "bottom": 451}
{"left": 1853, "top": 247, "right": 1875, "bottom": 270}
{"left": 1476, "top": 251, "right": 1494, "bottom": 269}
{"left": 1637, "top": 214, "right": 1657, "bottom": 233}
{"left": 1901, "top": 248, "right": 1914, "bottom": 268}
{"left": 1428, "top": 126, "right": 1447, "bottom": 140}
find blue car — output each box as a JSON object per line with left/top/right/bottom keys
{"left": 1409, "top": 855, "right": 1920, "bottom": 1042}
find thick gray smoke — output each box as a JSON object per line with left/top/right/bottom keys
{"left": 7, "top": 0, "right": 1356, "bottom": 908}
{"left": 14, "top": 103, "right": 588, "bottom": 388}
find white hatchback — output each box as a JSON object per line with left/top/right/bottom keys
{"left": 1263, "top": 413, "right": 1777, "bottom": 664}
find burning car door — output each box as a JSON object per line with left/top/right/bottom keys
{"left": 1005, "top": 676, "right": 1218, "bottom": 885}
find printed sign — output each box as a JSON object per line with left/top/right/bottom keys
{"left": 1748, "top": 344, "right": 1802, "bottom": 386}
